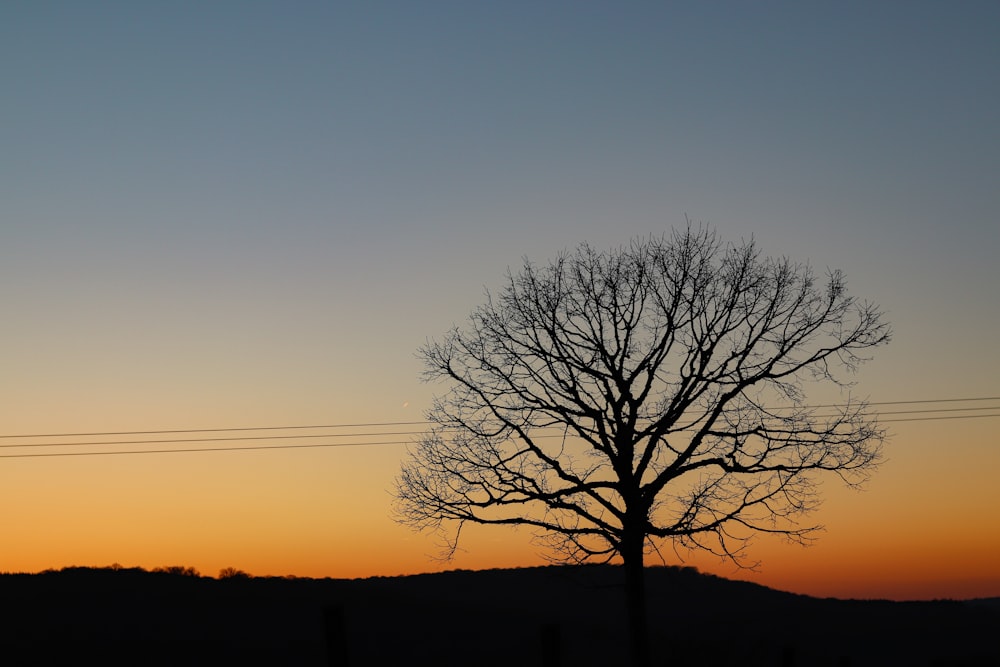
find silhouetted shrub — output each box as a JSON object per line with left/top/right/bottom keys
{"left": 152, "top": 565, "right": 201, "bottom": 577}
{"left": 218, "top": 567, "right": 251, "bottom": 580}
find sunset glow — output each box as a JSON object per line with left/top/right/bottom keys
{"left": 2, "top": 1, "right": 998, "bottom": 604}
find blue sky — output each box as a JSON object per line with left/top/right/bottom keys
{"left": 2, "top": 2, "right": 998, "bottom": 594}
{"left": 5, "top": 1, "right": 996, "bottom": 420}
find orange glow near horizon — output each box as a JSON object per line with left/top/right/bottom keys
{"left": 3, "top": 416, "right": 998, "bottom": 602}
{"left": 4, "top": 0, "right": 1000, "bottom": 621}
{"left": 10, "top": 533, "right": 999, "bottom": 603}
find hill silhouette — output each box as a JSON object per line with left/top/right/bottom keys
{"left": 1, "top": 564, "right": 996, "bottom": 666}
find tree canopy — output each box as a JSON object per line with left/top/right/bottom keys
{"left": 394, "top": 227, "right": 890, "bottom": 665}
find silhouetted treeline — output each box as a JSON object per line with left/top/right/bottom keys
{"left": 1, "top": 564, "right": 997, "bottom": 666}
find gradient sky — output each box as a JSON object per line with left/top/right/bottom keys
{"left": 2, "top": 1, "right": 998, "bottom": 601}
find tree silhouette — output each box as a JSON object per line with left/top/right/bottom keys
{"left": 152, "top": 565, "right": 201, "bottom": 577}
{"left": 218, "top": 567, "right": 251, "bottom": 580}
{"left": 394, "top": 227, "right": 890, "bottom": 666}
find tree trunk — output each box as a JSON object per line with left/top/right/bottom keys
{"left": 622, "top": 530, "right": 651, "bottom": 667}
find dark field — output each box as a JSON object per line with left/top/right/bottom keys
{"left": 1, "top": 564, "right": 997, "bottom": 666}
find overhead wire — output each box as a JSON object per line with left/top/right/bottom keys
{"left": 0, "top": 440, "right": 410, "bottom": 459}
{"left": 0, "top": 395, "right": 996, "bottom": 459}
{"left": 2, "top": 396, "right": 998, "bottom": 441}
{"left": 3, "top": 404, "right": 999, "bottom": 452}
{"left": 0, "top": 421, "right": 428, "bottom": 440}
{"left": 0, "top": 431, "right": 426, "bottom": 450}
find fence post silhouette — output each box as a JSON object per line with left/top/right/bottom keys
{"left": 323, "top": 605, "right": 350, "bottom": 667}
{"left": 539, "top": 622, "right": 561, "bottom": 667}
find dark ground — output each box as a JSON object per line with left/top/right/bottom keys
{"left": 1, "top": 564, "right": 997, "bottom": 666}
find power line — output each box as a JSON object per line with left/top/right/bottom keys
{"left": 809, "top": 396, "right": 1000, "bottom": 408}
{"left": 3, "top": 405, "right": 999, "bottom": 451}
{"left": 880, "top": 413, "right": 1000, "bottom": 423}
{"left": 0, "top": 396, "right": 995, "bottom": 459}
{"left": 2, "top": 411, "right": 997, "bottom": 460}
{"left": 864, "top": 406, "right": 1000, "bottom": 416}
{"left": 0, "top": 421, "right": 427, "bottom": 440}
{"left": 0, "top": 431, "right": 425, "bottom": 450}
{"left": 1, "top": 396, "right": 997, "bottom": 441}
{"left": 0, "top": 440, "right": 410, "bottom": 459}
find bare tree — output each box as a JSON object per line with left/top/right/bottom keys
{"left": 394, "top": 227, "right": 890, "bottom": 666}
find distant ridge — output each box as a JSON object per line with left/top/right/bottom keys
{"left": 1, "top": 564, "right": 997, "bottom": 666}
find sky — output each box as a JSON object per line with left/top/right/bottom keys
{"left": 2, "top": 1, "right": 998, "bottom": 601}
